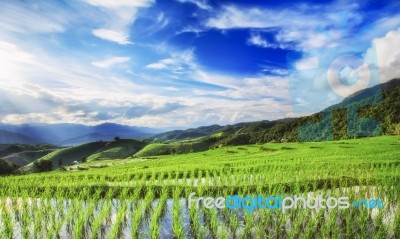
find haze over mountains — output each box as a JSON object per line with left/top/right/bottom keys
{"left": 0, "top": 123, "right": 163, "bottom": 146}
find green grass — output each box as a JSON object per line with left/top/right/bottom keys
{"left": 135, "top": 141, "right": 212, "bottom": 157}
{"left": 134, "top": 143, "right": 176, "bottom": 157}
{"left": 0, "top": 135, "right": 398, "bottom": 238}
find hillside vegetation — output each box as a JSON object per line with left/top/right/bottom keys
{"left": 3, "top": 149, "right": 54, "bottom": 167}
{"left": 87, "top": 139, "right": 146, "bottom": 161}
{"left": 0, "top": 144, "right": 57, "bottom": 175}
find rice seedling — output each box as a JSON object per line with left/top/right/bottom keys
{"left": 90, "top": 201, "right": 112, "bottom": 239}
{"left": 0, "top": 136, "right": 396, "bottom": 238}
{"left": 0, "top": 200, "right": 14, "bottom": 239}
{"left": 172, "top": 188, "right": 185, "bottom": 239}
{"left": 109, "top": 201, "right": 127, "bottom": 239}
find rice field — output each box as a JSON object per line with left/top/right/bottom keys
{"left": 0, "top": 136, "right": 399, "bottom": 238}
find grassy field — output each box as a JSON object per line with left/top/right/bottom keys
{"left": 0, "top": 136, "right": 398, "bottom": 238}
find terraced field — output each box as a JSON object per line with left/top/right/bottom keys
{"left": 0, "top": 136, "right": 399, "bottom": 238}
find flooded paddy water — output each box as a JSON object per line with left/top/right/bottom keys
{"left": 0, "top": 185, "right": 398, "bottom": 238}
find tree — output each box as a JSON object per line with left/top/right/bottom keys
{"left": 114, "top": 136, "right": 120, "bottom": 141}
{"left": 34, "top": 159, "right": 53, "bottom": 172}
{"left": 394, "top": 123, "right": 400, "bottom": 135}
{"left": 58, "top": 158, "right": 63, "bottom": 167}
{"left": 0, "top": 159, "right": 16, "bottom": 175}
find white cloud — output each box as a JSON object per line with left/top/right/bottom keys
{"left": 146, "top": 50, "right": 195, "bottom": 73}
{"left": 84, "top": 0, "right": 154, "bottom": 44}
{"left": 0, "top": 41, "right": 35, "bottom": 63}
{"left": 84, "top": 0, "right": 154, "bottom": 8}
{"left": 0, "top": 1, "right": 70, "bottom": 34}
{"left": 92, "top": 29, "right": 132, "bottom": 45}
{"left": 194, "top": 75, "right": 290, "bottom": 101}
{"left": 361, "top": 15, "right": 400, "bottom": 41}
{"left": 0, "top": 41, "right": 37, "bottom": 88}
{"left": 247, "top": 33, "right": 276, "bottom": 48}
{"left": 208, "top": 3, "right": 399, "bottom": 53}
{"left": 205, "top": 4, "right": 363, "bottom": 50}
{"left": 146, "top": 58, "right": 178, "bottom": 70}
{"left": 206, "top": 6, "right": 271, "bottom": 29}
{"left": 176, "top": 0, "right": 211, "bottom": 10}
{"left": 295, "top": 57, "right": 319, "bottom": 70}
{"left": 92, "top": 56, "right": 131, "bottom": 68}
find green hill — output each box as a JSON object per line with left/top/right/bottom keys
{"left": 3, "top": 149, "right": 54, "bottom": 167}
{"left": 0, "top": 144, "right": 55, "bottom": 157}
{"left": 134, "top": 143, "right": 176, "bottom": 157}
{"left": 86, "top": 139, "right": 147, "bottom": 161}
{"left": 150, "top": 124, "right": 224, "bottom": 142}
{"left": 135, "top": 140, "right": 213, "bottom": 157}
{"left": 18, "top": 141, "right": 108, "bottom": 173}
{"left": 18, "top": 139, "right": 149, "bottom": 173}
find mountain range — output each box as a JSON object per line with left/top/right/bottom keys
{"left": 0, "top": 123, "right": 163, "bottom": 146}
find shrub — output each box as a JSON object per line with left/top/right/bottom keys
{"left": 0, "top": 159, "right": 16, "bottom": 175}
{"left": 34, "top": 159, "right": 53, "bottom": 172}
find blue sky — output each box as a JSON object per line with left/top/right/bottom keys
{"left": 0, "top": 0, "right": 399, "bottom": 128}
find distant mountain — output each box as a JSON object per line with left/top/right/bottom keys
{"left": 0, "top": 123, "right": 164, "bottom": 146}
{"left": 58, "top": 133, "right": 108, "bottom": 146}
{"left": 0, "top": 130, "right": 43, "bottom": 145}
{"left": 150, "top": 120, "right": 282, "bottom": 143}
